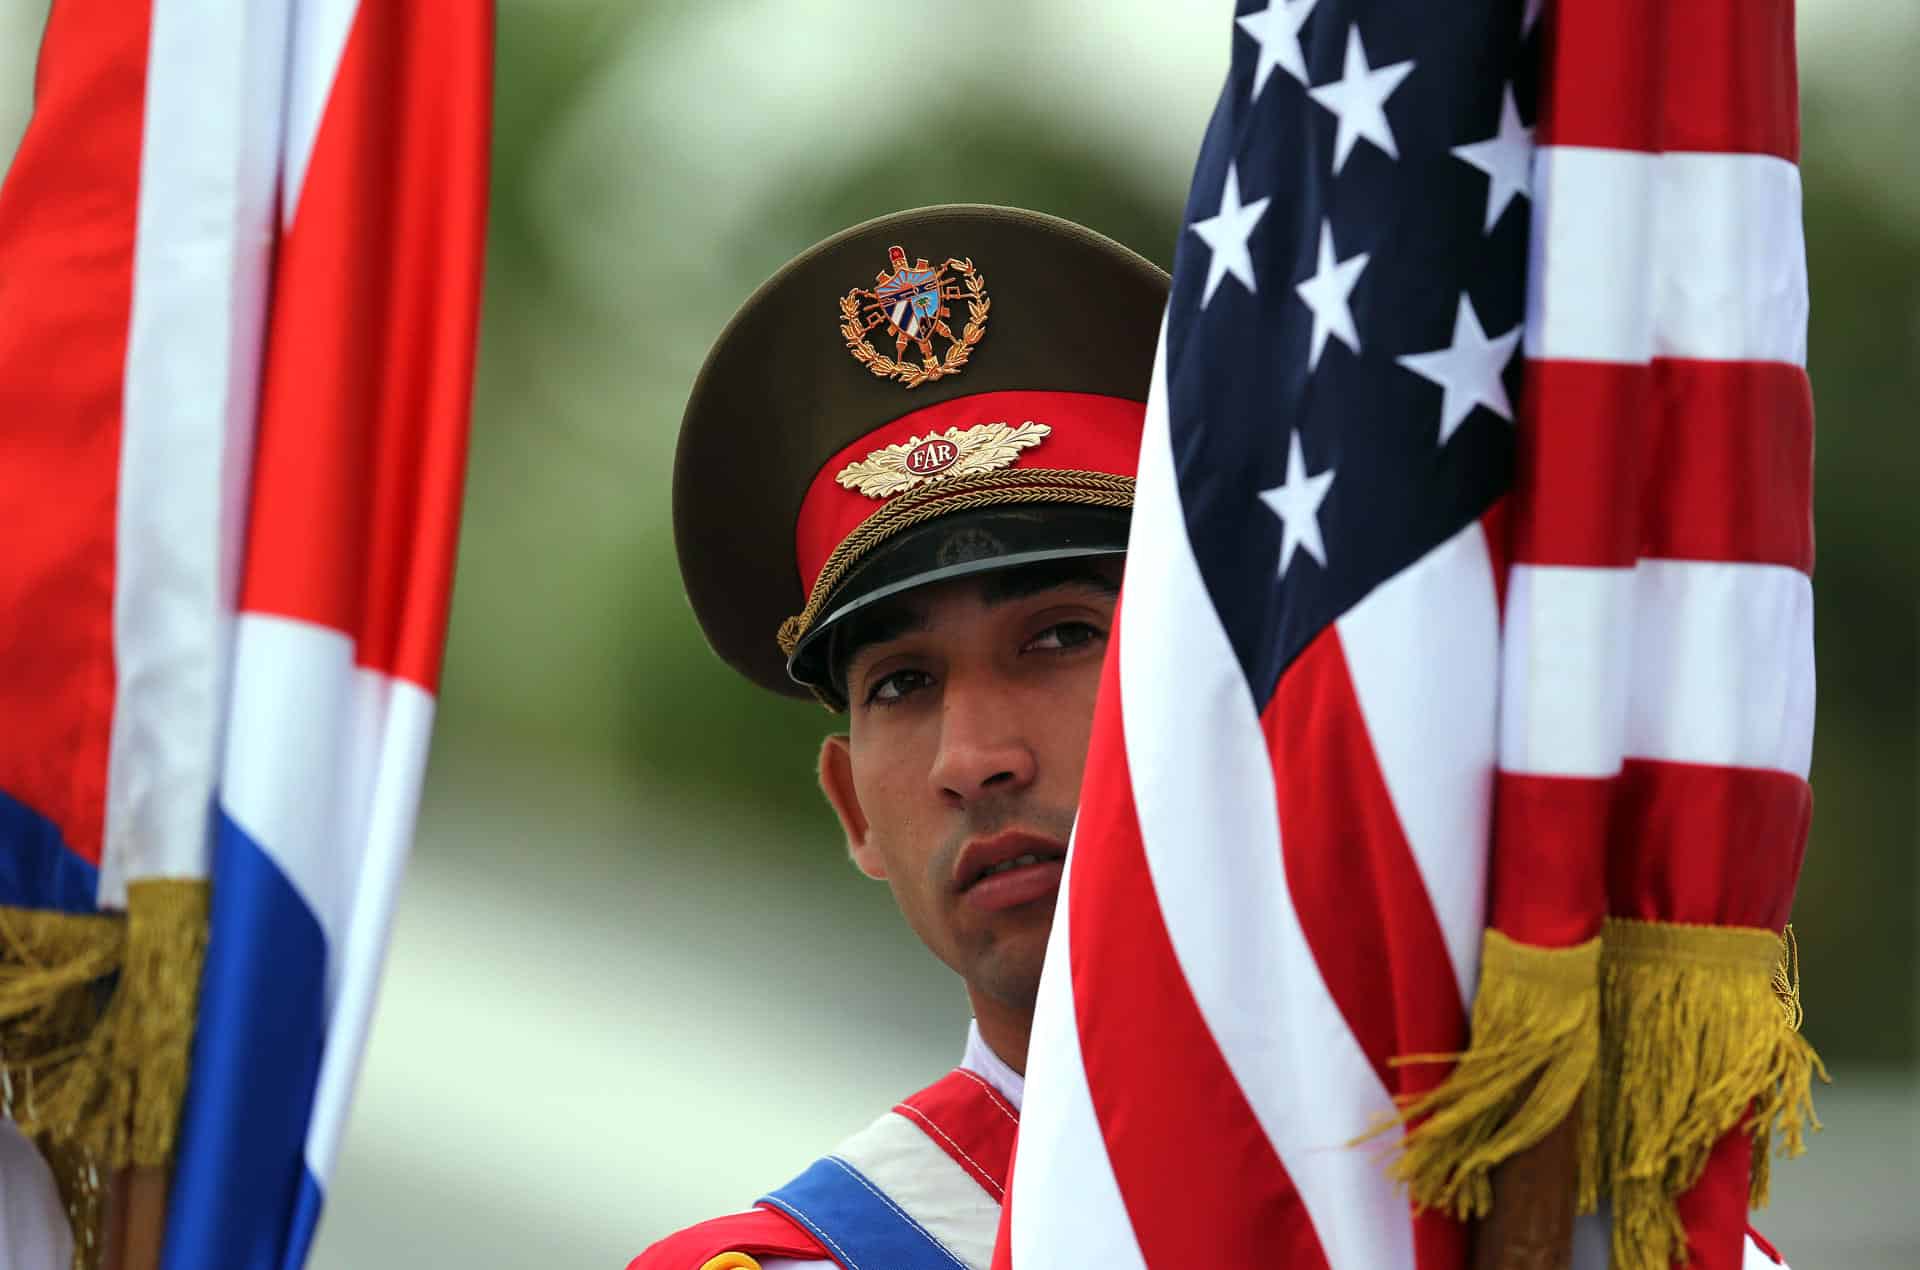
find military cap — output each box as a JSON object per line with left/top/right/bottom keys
{"left": 675, "top": 204, "right": 1168, "bottom": 705}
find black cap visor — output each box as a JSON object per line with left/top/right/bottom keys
{"left": 787, "top": 504, "right": 1130, "bottom": 697}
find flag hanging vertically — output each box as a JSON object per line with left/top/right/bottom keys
{"left": 1461, "top": 1, "right": 1820, "bottom": 1266}
{"left": 0, "top": 2, "right": 492, "bottom": 1267}
{"left": 997, "top": 1, "right": 1817, "bottom": 1268}
{"left": 1000, "top": 1, "right": 1529, "bottom": 1264}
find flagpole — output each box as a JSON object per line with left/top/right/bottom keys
{"left": 1472, "top": 1117, "right": 1578, "bottom": 1270}
{"left": 100, "top": 1166, "right": 168, "bottom": 1270}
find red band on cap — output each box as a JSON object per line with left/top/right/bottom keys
{"left": 792, "top": 390, "right": 1146, "bottom": 595}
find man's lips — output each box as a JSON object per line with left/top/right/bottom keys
{"left": 954, "top": 829, "right": 1068, "bottom": 913}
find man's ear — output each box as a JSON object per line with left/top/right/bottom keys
{"left": 818, "top": 733, "right": 884, "bottom": 880}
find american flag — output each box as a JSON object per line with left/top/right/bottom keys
{"left": 997, "top": 0, "right": 1810, "bottom": 1265}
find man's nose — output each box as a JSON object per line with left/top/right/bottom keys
{"left": 929, "top": 678, "right": 1037, "bottom": 803}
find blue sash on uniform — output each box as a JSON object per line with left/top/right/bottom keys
{"left": 759, "top": 1154, "right": 969, "bottom": 1270}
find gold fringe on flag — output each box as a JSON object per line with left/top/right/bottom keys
{"left": 1367, "top": 929, "right": 1602, "bottom": 1220}
{"left": 1, "top": 879, "right": 208, "bottom": 1269}
{"left": 1600, "top": 918, "right": 1825, "bottom": 1270}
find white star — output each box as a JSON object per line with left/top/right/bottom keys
{"left": 1259, "top": 430, "right": 1336, "bottom": 576}
{"left": 1235, "top": 0, "right": 1320, "bottom": 99}
{"left": 1306, "top": 25, "right": 1416, "bottom": 174}
{"left": 1188, "top": 162, "right": 1271, "bottom": 308}
{"left": 1293, "top": 219, "right": 1369, "bottom": 369}
{"left": 1524, "top": 0, "right": 1545, "bottom": 37}
{"left": 1396, "top": 294, "right": 1523, "bottom": 444}
{"left": 1452, "top": 85, "right": 1535, "bottom": 233}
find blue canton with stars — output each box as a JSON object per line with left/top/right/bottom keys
{"left": 1165, "top": 0, "right": 1540, "bottom": 706}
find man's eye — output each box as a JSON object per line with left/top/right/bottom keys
{"left": 1026, "top": 621, "right": 1103, "bottom": 653}
{"left": 867, "top": 668, "right": 932, "bottom": 706}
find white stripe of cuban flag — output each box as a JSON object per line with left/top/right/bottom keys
{"left": 99, "top": 0, "right": 351, "bottom": 1261}
{"left": 143, "top": 0, "right": 488, "bottom": 1266}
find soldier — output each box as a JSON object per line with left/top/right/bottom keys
{"left": 628, "top": 204, "right": 1165, "bottom": 1270}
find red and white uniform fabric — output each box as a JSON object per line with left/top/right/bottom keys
{"left": 630, "top": 1024, "right": 1023, "bottom": 1270}
{"left": 0, "top": 0, "right": 489, "bottom": 1264}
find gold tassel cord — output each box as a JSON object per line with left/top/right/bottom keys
{"left": 1366, "top": 930, "right": 1602, "bottom": 1221}
{"left": 1, "top": 879, "right": 209, "bottom": 1270}
{"left": 1600, "top": 918, "right": 1826, "bottom": 1270}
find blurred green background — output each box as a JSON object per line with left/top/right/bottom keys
{"left": 2, "top": 0, "right": 1915, "bottom": 1266}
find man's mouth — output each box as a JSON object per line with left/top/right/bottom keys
{"left": 954, "top": 830, "right": 1068, "bottom": 912}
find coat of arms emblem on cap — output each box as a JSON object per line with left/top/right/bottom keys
{"left": 836, "top": 421, "right": 1050, "bottom": 499}
{"left": 839, "top": 245, "right": 990, "bottom": 389}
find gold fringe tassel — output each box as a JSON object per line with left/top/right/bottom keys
{"left": 1600, "top": 918, "right": 1826, "bottom": 1270}
{"left": 1, "top": 879, "right": 209, "bottom": 1268}
{"left": 1369, "top": 929, "right": 1602, "bottom": 1220}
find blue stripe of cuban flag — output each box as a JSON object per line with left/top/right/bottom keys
{"left": 0, "top": 789, "right": 102, "bottom": 916}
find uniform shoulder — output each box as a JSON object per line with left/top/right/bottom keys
{"left": 626, "top": 1205, "right": 832, "bottom": 1270}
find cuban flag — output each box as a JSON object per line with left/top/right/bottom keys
{"left": 0, "top": 2, "right": 491, "bottom": 1267}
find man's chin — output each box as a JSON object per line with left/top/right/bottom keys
{"left": 969, "top": 920, "right": 1053, "bottom": 1013}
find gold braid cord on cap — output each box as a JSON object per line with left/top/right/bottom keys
{"left": 776, "top": 467, "right": 1135, "bottom": 659}
{"left": 2, "top": 878, "right": 209, "bottom": 1270}
{"left": 1600, "top": 918, "right": 1825, "bottom": 1270}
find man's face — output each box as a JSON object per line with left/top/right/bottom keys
{"left": 818, "top": 560, "right": 1120, "bottom": 1016}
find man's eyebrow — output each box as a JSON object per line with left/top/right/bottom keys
{"left": 834, "top": 602, "right": 929, "bottom": 682}
{"left": 980, "top": 560, "right": 1123, "bottom": 606}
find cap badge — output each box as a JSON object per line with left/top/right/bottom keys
{"left": 840, "top": 246, "right": 990, "bottom": 389}
{"left": 835, "top": 421, "right": 1050, "bottom": 499}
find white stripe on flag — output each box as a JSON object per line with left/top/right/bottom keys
{"left": 1335, "top": 517, "right": 1499, "bottom": 1007}
{"left": 1524, "top": 148, "right": 1808, "bottom": 365}
{"left": 1501, "top": 561, "right": 1815, "bottom": 777}
{"left": 220, "top": 614, "right": 358, "bottom": 962}
{"left": 281, "top": 0, "right": 361, "bottom": 222}
{"left": 1007, "top": 846, "right": 1145, "bottom": 1267}
{"left": 1624, "top": 560, "right": 1814, "bottom": 777}
{"left": 1119, "top": 326, "right": 1410, "bottom": 1270}
{"left": 100, "top": 0, "right": 293, "bottom": 904}
{"left": 302, "top": 664, "right": 435, "bottom": 1182}
{"left": 1498, "top": 565, "right": 1635, "bottom": 778}
{"left": 218, "top": 611, "right": 437, "bottom": 1183}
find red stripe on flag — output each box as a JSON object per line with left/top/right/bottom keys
{"left": 1515, "top": 360, "right": 1813, "bottom": 572}
{"left": 1669, "top": 1129, "right": 1757, "bottom": 1270}
{"left": 1513, "top": 361, "right": 1648, "bottom": 568}
{"left": 1069, "top": 634, "right": 1332, "bottom": 1268}
{"left": 1540, "top": 0, "right": 1797, "bottom": 159}
{"left": 1489, "top": 772, "right": 1612, "bottom": 949}
{"left": 0, "top": 0, "right": 153, "bottom": 865}
{"left": 1264, "top": 628, "right": 1469, "bottom": 1096}
{"left": 1642, "top": 361, "right": 1813, "bottom": 572}
{"left": 1608, "top": 759, "right": 1809, "bottom": 929}
{"left": 239, "top": 0, "right": 490, "bottom": 689}
{"left": 1263, "top": 629, "right": 1471, "bottom": 1270}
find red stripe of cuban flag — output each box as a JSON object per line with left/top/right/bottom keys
{"left": 0, "top": 0, "right": 491, "bottom": 1265}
